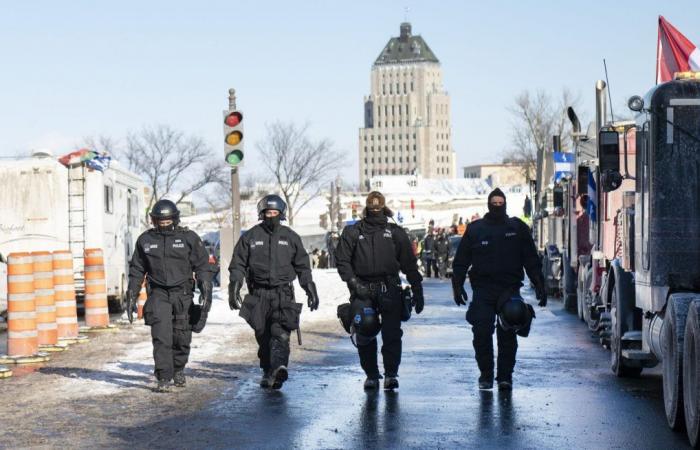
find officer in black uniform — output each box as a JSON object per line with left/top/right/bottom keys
{"left": 228, "top": 195, "right": 319, "bottom": 390}
{"left": 335, "top": 191, "right": 424, "bottom": 391}
{"left": 452, "top": 188, "right": 546, "bottom": 390}
{"left": 127, "top": 199, "right": 213, "bottom": 392}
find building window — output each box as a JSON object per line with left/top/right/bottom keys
{"left": 413, "top": 144, "right": 416, "bottom": 150}
{"left": 385, "top": 157, "right": 388, "bottom": 163}
{"left": 413, "top": 156, "right": 417, "bottom": 162}
{"left": 371, "top": 158, "right": 374, "bottom": 163}
{"left": 403, "top": 82, "right": 407, "bottom": 94}
{"left": 396, "top": 83, "right": 399, "bottom": 92}
{"left": 410, "top": 81, "right": 414, "bottom": 91}
{"left": 104, "top": 185, "right": 114, "bottom": 214}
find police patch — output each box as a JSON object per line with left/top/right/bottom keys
{"left": 278, "top": 240, "right": 289, "bottom": 246}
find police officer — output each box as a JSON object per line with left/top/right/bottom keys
{"left": 228, "top": 195, "right": 319, "bottom": 390}
{"left": 452, "top": 188, "right": 546, "bottom": 390}
{"left": 335, "top": 191, "right": 424, "bottom": 391}
{"left": 127, "top": 199, "right": 213, "bottom": 393}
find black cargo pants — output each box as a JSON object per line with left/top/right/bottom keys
{"left": 466, "top": 285, "right": 518, "bottom": 383}
{"left": 356, "top": 279, "right": 403, "bottom": 379}
{"left": 254, "top": 285, "right": 302, "bottom": 374}
{"left": 143, "top": 285, "right": 193, "bottom": 382}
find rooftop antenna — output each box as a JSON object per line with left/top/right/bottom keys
{"left": 404, "top": 6, "right": 410, "bottom": 22}
{"left": 603, "top": 58, "right": 615, "bottom": 123}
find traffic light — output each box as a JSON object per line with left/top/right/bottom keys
{"left": 351, "top": 202, "right": 358, "bottom": 220}
{"left": 223, "top": 110, "right": 244, "bottom": 166}
{"left": 319, "top": 213, "right": 328, "bottom": 229}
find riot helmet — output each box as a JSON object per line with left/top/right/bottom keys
{"left": 150, "top": 199, "right": 180, "bottom": 231}
{"left": 498, "top": 295, "right": 533, "bottom": 332}
{"left": 257, "top": 194, "right": 287, "bottom": 220}
{"left": 350, "top": 298, "right": 381, "bottom": 346}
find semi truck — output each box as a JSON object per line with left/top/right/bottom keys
{"left": 557, "top": 73, "right": 700, "bottom": 446}
{"left": 0, "top": 150, "right": 146, "bottom": 313}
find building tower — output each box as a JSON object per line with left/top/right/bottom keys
{"left": 359, "top": 22, "right": 456, "bottom": 189}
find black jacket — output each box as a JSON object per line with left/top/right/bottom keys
{"left": 435, "top": 237, "right": 449, "bottom": 259}
{"left": 335, "top": 218, "right": 422, "bottom": 287}
{"left": 128, "top": 227, "right": 212, "bottom": 292}
{"left": 452, "top": 213, "right": 543, "bottom": 289}
{"left": 229, "top": 224, "right": 312, "bottom": 288}
{"left": 422, "top": 235, "right": 436, "bottom": 255}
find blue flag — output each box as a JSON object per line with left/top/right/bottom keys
{"left": 587, "top": 171, "right": 597, "bottom": 222}
{"left": 397, "top": 211, "right": 404, "bottom": 224}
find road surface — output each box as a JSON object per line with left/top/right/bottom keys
{"left": 0, "top": 276, "right": 691, "bottom": 449}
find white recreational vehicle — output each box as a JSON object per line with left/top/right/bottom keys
{"left": 0, "top": 150, "right": 146, "bottom": 313}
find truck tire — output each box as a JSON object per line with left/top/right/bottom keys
{"left": 577, "top": 266, "right": 586, "bottom": 321}
{"left": 683, "top": 299, "right": 700, "bottom": 447}
{"left": 664, "top": 294, "right": 691, "bottom": 431}
{"left": 563, "top": 252, "right": 577, "bottom": 313}
{"left": 610, "top": 286, "right": 642, "bottom": 377}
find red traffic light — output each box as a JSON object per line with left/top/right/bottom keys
{"left": 225, "top": 111, "right": 242, "bottom": 127}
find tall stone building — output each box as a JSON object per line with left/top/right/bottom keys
{"left": 359, "top": 22, "right": 456, "bottom": 189}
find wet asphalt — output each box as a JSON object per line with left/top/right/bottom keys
{"left": 131, "top": 279, "right": 690, "bottom": 449}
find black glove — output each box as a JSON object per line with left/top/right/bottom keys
{"left": 452, "top": 277, "right": 468, "bottom": 306}
{"left": 229, "top": 279, "right": 243, "bottom": 310}
{"left": 536, "top": 283, "right": 547, "bottom": 307}
{"left": 302, "top": 281, "right": 320, "bottom": 311}
{"left": 347, "top": 277, "right": 370, "bottom": 300}
{"left": 197, "top": 278, "right": 213, "bottom": 313}
{"left": 125, "top": 290, "right": 138, "bottom": 324}
{"left": 411, "top": 284, "right": 424, "bottom": 314}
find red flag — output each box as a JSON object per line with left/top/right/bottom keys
{"left": 657, "top": 16, "right": 700, "bottom": 84}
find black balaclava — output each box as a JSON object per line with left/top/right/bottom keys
{"left": 262, "top": 213, "right": 282, "bottom": 232}
{"left": 487, "top": 188, "right": 507, "bottom": 220}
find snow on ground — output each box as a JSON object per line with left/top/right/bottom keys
{"left": 57, "top": 269, "right": 349, "bottom": 396}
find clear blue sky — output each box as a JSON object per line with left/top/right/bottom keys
{"left": 1, "top": 0, "right": 698, "bottom": 184}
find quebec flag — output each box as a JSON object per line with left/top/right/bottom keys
{"left": 553, "top": 152, "right": 575, "bottom": 183}
{"left": 587, "top": 170, "right": 597, "bottom": 222}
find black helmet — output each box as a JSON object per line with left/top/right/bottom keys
{"left": 350, "top": 299, "right": 381, "bottom": 346}
{"left": 498, "top": 295, "right": 533, "bottom": 333}
{"left": 257, "top": 194, "right": 287, "bottom": 220}
{"left": 150, "top": 199, "right": 180, "bottom": 229}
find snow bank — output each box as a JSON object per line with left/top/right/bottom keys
{"left": 56, "top": 269, "right": 349, "bottom": 396}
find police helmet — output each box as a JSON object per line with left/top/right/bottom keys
{"left": 350, "top": 298, "right": 381, "bottom": 344}
{"left": 150, "top": 199, "right": 180, "bottom": 226}
{"left": 257, "top": 194, "right": 287, "bottom": 220}
{"left": 498, "top": 295, "right": 533, "bottom": 332}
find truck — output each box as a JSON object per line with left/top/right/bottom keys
{"left": 559, "top": 73, "right": 700, "bottom": 446}
{"left": 0, "top": 150, "right": 146, "bottom": 313}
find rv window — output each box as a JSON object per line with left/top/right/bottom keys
{"left": 104, "top": 185, "right": 114, "bottom": 214}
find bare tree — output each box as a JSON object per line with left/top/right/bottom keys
{"left": 256, "top": 122, "right": 345, "bottom": 225}
{"left": 122, "top": 125, "right": 226, "bottom": 222}
{"left": 76, "top": 135, "right": 120, "bottom": 155}
{"left": 504, "top": 89, "right": 581, "bottom": 181}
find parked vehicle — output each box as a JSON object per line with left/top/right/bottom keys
{"left": 542, "top": 73, "right": 700, "bottom": 446}
{"left": 0, "top": 150, "right": 146, "bottom": 312}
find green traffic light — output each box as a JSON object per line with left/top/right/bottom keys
{"left": 226, "top": 149, "right": 244, "bottom": 166}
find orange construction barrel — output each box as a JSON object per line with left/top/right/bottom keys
{"left": 137, "top": 282, "right": 147, "bottom": 320}
{"left": 32, "top": 251, "right": 59, "bottom": 348}
{"left": 52, "top": 250, "right": 79, "bottom": 339}
{"left": 83, "top": 248, "right": 110, "bottom": 328}
{"left": 6, "top": 253, "right": 38, "bottom": 357}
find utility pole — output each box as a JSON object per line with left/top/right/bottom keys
{"left": 228, "top": 88, "right": 241, "bottom": 247}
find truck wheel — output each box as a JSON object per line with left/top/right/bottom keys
{"left": 683, "top": 299, "right": 700, "bottom": 447}
{"left": 582, "top": 267, "right": 593, "bottom": 326}
{"left": 577, "top": 267, "right": 585, "bottom": 321}
{"left": 664, "top": 295, "right": 691, "bottom": 430}
{"left": 610, "top": 287, "right": 642, "bottom": 377}
{"left": 563, "top": 253, "right": 577, "bottom": 313}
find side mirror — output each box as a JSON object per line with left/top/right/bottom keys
{"left": 599, "top": 129, "right": 622, "bottom": 193}
{"left": 628, "top": 95, "right": 644, "bottom": 112}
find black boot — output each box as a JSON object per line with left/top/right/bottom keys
{"left": 271, "top": 366, "right": 288, "bottom": 390}
{"left": 173, "top": 370, "right": 186, "bottom": 388}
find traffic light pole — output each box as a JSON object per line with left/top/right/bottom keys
{"left": 228, "top": 88, "right": 241, "bottom": 247}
